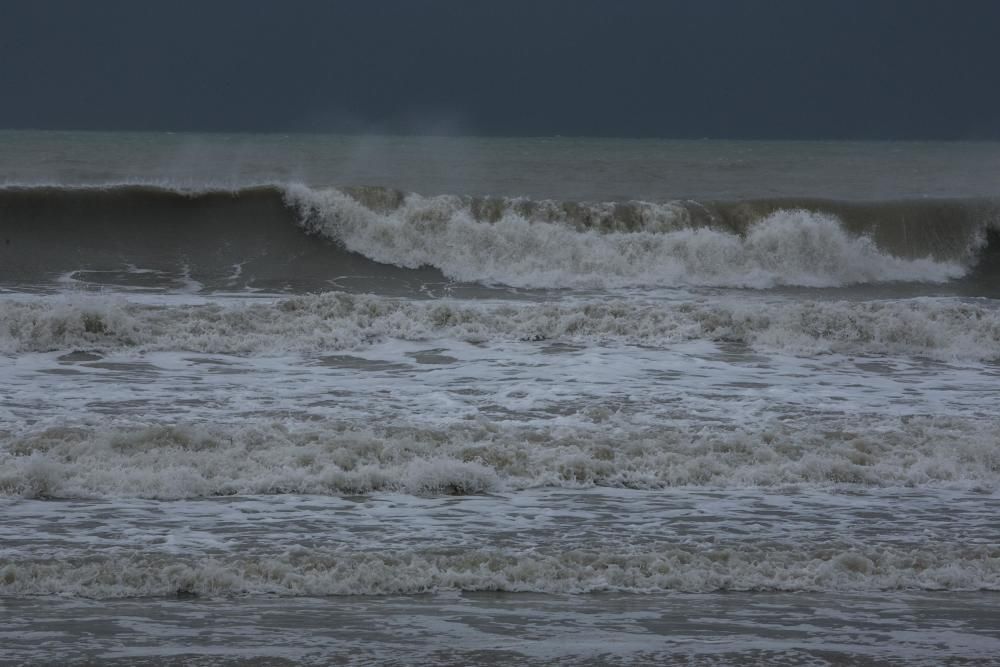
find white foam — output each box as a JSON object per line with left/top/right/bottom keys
{"left": 2, "top": 413, "right": 997, "bottom": 500}
{"left": 285, "top": 185, "right": 969, "bottom": 289}
{"left": 2, "top": 292, "right": 998, "bottom": 360}
{"left": 2, "top": 542, "right": 997, "bottom": 597}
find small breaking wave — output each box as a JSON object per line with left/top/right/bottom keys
{"left": 2, "top": 292, "right": 999, "bottom": 360}
{"left": 2, "top": 543, "right": 997, "bottom": 598}
{"left": 2, "top": 414, "right": 997, "bottom": 500}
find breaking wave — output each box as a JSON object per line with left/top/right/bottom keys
{"left": 2, "top": 543, "right": 998, "bottom": 598}
{"left": 2, "top": 292, "right": 999, "bottom": 360}
{"left": 1, "top": 183, "right": 997, "bottom": 290}
{"left": 287, "top": 186, "right": 984, "bottom": 289}
{"left": 3, "top": 414, "right": 997, "bottom": 500}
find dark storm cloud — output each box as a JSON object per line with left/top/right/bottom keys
{"left": 1, "top": 0, "right": 998, "bottom": 138}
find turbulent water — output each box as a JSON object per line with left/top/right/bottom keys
{"left": 1, "top": 132, "right": 1000, "bottom": 665}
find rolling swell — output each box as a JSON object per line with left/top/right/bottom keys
{"left": 0, "top": 184, "right": 445, "bottom": 294}
{"left": 1, "top": 184, "right": 997, "bottom": 291}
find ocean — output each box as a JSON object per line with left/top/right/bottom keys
{"left": 1, "top": 131, "right": 999, "bottom": 666}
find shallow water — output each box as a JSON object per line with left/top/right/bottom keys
{"left": 4, "top": 592, "right": 1000, "bottom": 665}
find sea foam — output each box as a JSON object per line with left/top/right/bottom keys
{"left": 2, "top": 414, "right": 997, "bottom": 500}
{"left": 2, "top": 293, "right": 998, "bottom": 360}
{"left": 2, "top": 542, "right": 997, "bottom": 598}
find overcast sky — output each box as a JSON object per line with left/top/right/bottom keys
{"left": 2, "top": 0, "right": 999, "bottom": 139}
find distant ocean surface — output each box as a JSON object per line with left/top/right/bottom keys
{"left": 1, "top": 131, "right": 999, "bottom": 665}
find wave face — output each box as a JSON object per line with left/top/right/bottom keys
{"left": 1, "top": 184, "right": 997, "bottom": 292}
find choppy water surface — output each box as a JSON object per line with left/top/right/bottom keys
{"left": 1, "top": 132, "right": 999, "bottom": 665}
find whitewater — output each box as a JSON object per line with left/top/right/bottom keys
{"left": 1, "top": 132, "right": 999, "bottom": 665}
